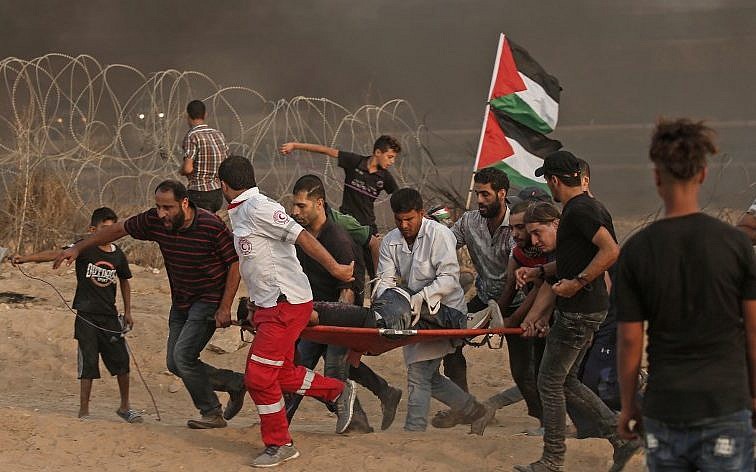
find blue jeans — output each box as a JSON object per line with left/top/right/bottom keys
{"left": 644, "top": 410, "right": 754, "bottom": 471}
{"left": 405, "top": 357, "right": 477, "bottom": 431}
{"left": 538, "top": 310, "right": 618, "bottom": 469}
{"left": 285, "top": 339, "right": 348, "bottom": 420}
{"left": 167, "top": 302, "right": 245, "bottom": 416}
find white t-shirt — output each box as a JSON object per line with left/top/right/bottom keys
{"left": 227, "top": 187, "right": 312, "bottom": 308}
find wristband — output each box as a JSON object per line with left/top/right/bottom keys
{"left": 536, "top": 265, "right": 546, "bottom": 279}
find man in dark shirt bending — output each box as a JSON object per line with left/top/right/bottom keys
{"left": 280, "top": 135, "right": 400, "bottom": 234}
{"left": 616, "top": 119, "right": 756, "bottom": 471}
{"left": 55, "top": 180, "right": 246, "bottom": 429}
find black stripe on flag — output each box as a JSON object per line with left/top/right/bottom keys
{"left": 493, "top": 109, "right": 562, "bottom": 158}
{"left": 508, "top": 39, "right": 562, "bottom": 104}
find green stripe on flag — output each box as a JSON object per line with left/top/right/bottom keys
{"left": 491, "top": 161, "right": 551, "bottom": 194}
{"left": 489, "top": 94, "right": 553, "bottom": 135}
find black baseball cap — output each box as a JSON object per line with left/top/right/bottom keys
{"left": 534, "top": 150, "right": 581, "bottom": 178}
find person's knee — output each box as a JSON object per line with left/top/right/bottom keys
{"left": 244, "top": 364, "right": 277, "bottom": 394}
{"left": 537, "top": 372, "right": 562, "bottom": 397}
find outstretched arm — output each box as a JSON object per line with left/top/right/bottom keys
{"left": 12, "top": 249, "right": 64, "bottom": 264}
{"left": 53, "top": 222, "right": 128, "bottom": 268}
{"left": 280, "top": 142, "right": 339, "bottom": 158}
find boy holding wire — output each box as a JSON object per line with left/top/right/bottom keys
{"left": 12, "top": 207, "right": 141, "bottom": 423}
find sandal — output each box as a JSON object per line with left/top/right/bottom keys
{"left": 116, "top": 409, "right": 143, "bottom": 423}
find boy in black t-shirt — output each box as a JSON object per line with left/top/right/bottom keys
{"left": 616, "top": 119, "right": 756, "bottom": 471}
{"left": 12, "top": 207, "right": 140, "bottom": 423}
{"left": 280, "top": 135, "right": 400, "bottom": 234}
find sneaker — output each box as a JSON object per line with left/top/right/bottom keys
{"left": 431, "top": 408, "right": 465, "bottom": 428}
{"left": 513, "top": 460, "right": 561, "bottom": 472}
{"left": 379, "top": 386, "right": 402, "bottom": 430}
{"left": 609, "top": 438, "right": 642, "bottom": 472}
{"left": 469, "top": 403, "right": 495, "bottom": 436}
{"left": 335, "top": 379, "right": 357, "bottom": 434}
{"left": 344, "top": 398, "right": 374, "bottom": 434}
{"left": 252, "top": 444, "right": 300, "bottom": 468}
{"left": 223, "top": 388, "right": 246, "bottom": 421}
{"left": 466, "top": 304, "right": 493, "bottom": 329}
{"left": 487, "top": 300, "right": 505, "bottom": 328}
{"left": 187, "top": 413, "right": 227, "bottom": 429}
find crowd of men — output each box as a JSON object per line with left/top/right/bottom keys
{"left": 13, "top": 99, "right": 755, "bottom": 471}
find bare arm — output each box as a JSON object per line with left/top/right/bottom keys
{"left": 119, "top": 278, "right": 133, "bottom": 328}
{"left": 744, "top": 299, "right": 756, "bottom": 421}
{"left": 497, "top": 257, "right": 519, "bottom": 310}
{"left": 520, "top": 281, "right": 556, "bottom": 337}
{"left": 280, "top": 142, "right": 339, "bottom": 159}
{"left": 737, "top": 212, "right": 756, "bottom": 245}
{"left": 296, "top": 230, "right": 354, "bottom": 282}
{"left": 214, "top": 261, "right": 241, "bottom": 328}
{"left": 338, "top": 288, "right": 356, "bottom": 305}
{"left": 53, "top": 222, "right": 129, "bottom": 268}
{"left": 179, "top": 157, "right": 194, "bottom": 176}
{"left": 617, "top": 320, "right": 644, "bottom": 439}
{"left": 506, "top": 279, "right": 544, "bottom": 328}
{"left": 12, "top": 249, "right": 64, "bottom": 264}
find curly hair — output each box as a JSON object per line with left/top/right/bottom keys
{"left": 649, "top": 118, "right": 717, "bottom": 180}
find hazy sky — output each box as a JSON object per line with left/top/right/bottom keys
{"left": 2, "top": 0, "right": 755, "bottom": 129}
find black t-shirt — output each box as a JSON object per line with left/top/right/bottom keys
{"left": 296, "top": 217, "right": 366, "bottom": 303}
{"left": 73, "top": 244, "right": 132, "bottom": 316}
{"left": 615, "top": 213, "right": 756, "bottom": 423}
{"left": 556, "top": 193, "right": 616, "bottom": 313}
{"left": 337, "top": 151, "right": 398, "bottom": 231}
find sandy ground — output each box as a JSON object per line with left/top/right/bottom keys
{"left": 0, "top": 261, "right": 645, "bottom": 471}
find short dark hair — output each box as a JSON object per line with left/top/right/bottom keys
{"left": 293, "top": 174, "right": 326, "bottom": 201}
{"left": 186, "top": 100, "right": 206, "bottom": 120}
{"left": 218, "top": 155, "right": 256, "bottom": 190}
{"left": 390, "top": 188, "right": 423, "bottom": 213}
{"left": 373, "top": 135, "right": 401, "bottom": 154}
{"left": 577, "top": 158, "right": 591, "bottom": 179}
{"left": 523, "top": 202, "right": 561, "bottom": 224}
{"left": 474, "top": 167, "right": 510, "bottom": 192}
{"left": 90, "top": 207, "right": 118, "bottom": 226}
{"left": 155, "top": 179, "right": 188, "bottom": 202}
{"left": 650, "top": 118, "right": 717, "bottom": 180}
{"left": 550, "top": 173, "right": 582, "bottom": 187}
{"left": 510, "top": 200, "right": 532, "bottom": 215}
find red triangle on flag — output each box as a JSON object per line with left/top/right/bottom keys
{"left": 490, "top": 37, "right": 526, "bottom": 100}
{"left": 476, "top": 109, "right": 514, "bottom": 169}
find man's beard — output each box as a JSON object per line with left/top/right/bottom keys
{"left": 168, "top": 212, "right": 185, "bottom": 231}
{"left": 479, "top": 198, "right": 502, "bottom": 218}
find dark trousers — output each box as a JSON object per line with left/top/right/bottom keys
{"left": 506, "top": 332, "right": 546, "bottom": 421}
{"left": 188, "top": 188, "right": 224, "bottom": 213}
{"left": 441, "top": 296, "right": 486, "bottom": 392}
{"left": 167, "top": 302, "right": 245, "bottom": 416}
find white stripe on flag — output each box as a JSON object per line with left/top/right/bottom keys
{"left": 505, "top": 138, "right": 548, "bottom": 183}
{"left": 296, "top": 369, "right": 316, "bottom": 395}
{"left": 250, "top": 353, "right": 284, "bottom": 367}
{"left": 516, "top": 72, "right": 559, "bottom": 131}
{"left": 256, "top": 397, "right": 285, "bottom": 415}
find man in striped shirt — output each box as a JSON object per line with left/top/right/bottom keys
{"left": 179, "top": 100, "right": 229, "bottom": 213}
{"left": 54, "top": 180, "right": 247, "bottom": 429}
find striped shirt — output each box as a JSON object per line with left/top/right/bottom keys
{"left": 124, "top": 206, "right": 238, "bottom": 310}
{"left": 182, "top": 124, "right": 229, "bottom": 192}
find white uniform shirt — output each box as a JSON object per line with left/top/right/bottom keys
{"left": 227, "top": 187, "right": 312, "bottom": 308}
{"left": 375, "top": 217, "right": 466, "bottom": 364}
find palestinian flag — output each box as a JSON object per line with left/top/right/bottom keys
{"left": 474, "top": 34, "right": 562, "bottom": 191}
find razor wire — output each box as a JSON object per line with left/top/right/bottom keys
{"left": 0, "top": 53, "right": 437, "bottom": 251}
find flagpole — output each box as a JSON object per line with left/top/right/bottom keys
{"left": 466, "top": 33, "right": 507, "bottom": 210}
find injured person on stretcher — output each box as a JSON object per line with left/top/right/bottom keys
{"left": 309, "top": 287, "right": 504, "bottom": 331}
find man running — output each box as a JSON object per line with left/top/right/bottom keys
{"left": 514, "top": 151, "right": 640, "bottom": 472}
{"left": 616, "top": 119, "right": 756, "bottom": 471}
{"left": 218, "top": 156, "right": 358, "bottom": 468}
